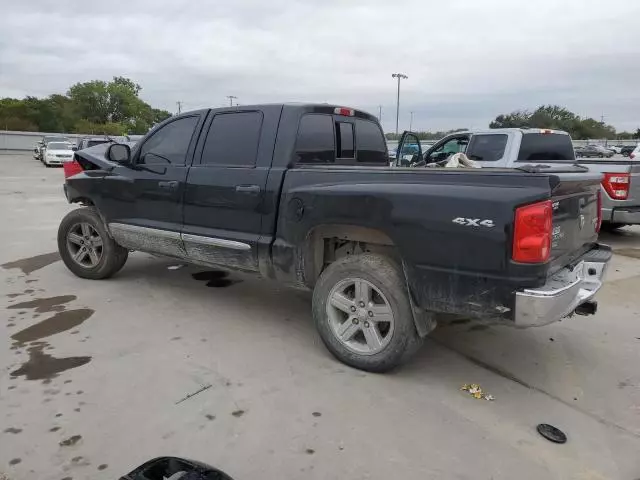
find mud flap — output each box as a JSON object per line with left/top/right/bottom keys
{"left": 402, "top": 260, "right": 437, "bottom": 337}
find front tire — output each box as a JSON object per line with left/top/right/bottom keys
{"left": 58, "top": 208, "right": 128, "bottom": 279}
{"left": 312, "top": 253, "right": 423, "bottom": 372}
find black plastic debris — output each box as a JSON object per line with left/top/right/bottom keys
{"left": 536, "top": 423, "right": 567, "bottom": 444}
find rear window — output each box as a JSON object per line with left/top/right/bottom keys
{"left": 337, "top": 122, "right": 354, "bottom": 159}
{"left": 518, "top": 133, "right": 575, "bottom": 161}
{"left": 466, "top": 134, "right": 508, "bottom": 162}
{"left": 295, "top": 114, "right": 335, "bottom": 164}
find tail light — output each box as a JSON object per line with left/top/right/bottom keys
{"left": 596, "top": 190, "right": 602, "bottom": 233}
{"left": 602, "top": 172, "right": 630, "bottom": 200}
{"left": 63, "top": 159, "right": 84, "bottom": 178}
{"left": 512, "top": 200, "right": 552, "bottom": 263}
{"left": 631, "top": 152, "right": 636, "bottom": 159}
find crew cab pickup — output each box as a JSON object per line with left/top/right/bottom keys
{"left": 58, "top": 105, "right": 611, "bottom": 372}
{"left": 405, "top": 128, "right": 640, "bottom": 230}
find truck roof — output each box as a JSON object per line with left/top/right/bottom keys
{"left": 455, "top": 128, "right": 570, "bottom": 136}
{"left": 205, "top": 103, "right": 379, "bottom": 123}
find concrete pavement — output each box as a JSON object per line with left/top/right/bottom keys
{"left": 1, "top": 153, "right": 639, "bottom": 480}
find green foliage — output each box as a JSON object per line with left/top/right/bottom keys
{"left": 489, "top": 105, "right": 625, "bottom": 140}
{"left": 0, "top": 76, "right": 171, "bottom": 135}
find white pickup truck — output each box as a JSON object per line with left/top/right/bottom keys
{"left": 399, "top": 128, "right": 640, "bottom": 231}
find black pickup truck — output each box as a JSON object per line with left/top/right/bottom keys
{"left": 58, "top": 103, "right": 611, "bottom": 372}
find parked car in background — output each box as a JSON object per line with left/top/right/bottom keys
{"left": 575, "top": 145, "right": 614, "bottom": 158}
{"left": 608, "top": 145, "right": 623, "bottom": 154}
{"left": 621, "top": 145, "right": 637, "bottom": 157}
{"left": 34, "top": 135, "right": 70, "bottom": 161}
{"left": 76, "top": 136, "right": 114, "bottom": 150}
{"left": 41, "top": 141, "right": 75, "bottom": 167}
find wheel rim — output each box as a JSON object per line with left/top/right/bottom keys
{"left": 326, "top": 277, "right": 395, "bottom": 355}
{"left": 66, "top": 222, "right": 104, "bottom": 268}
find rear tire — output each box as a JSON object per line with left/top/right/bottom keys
{"left": 312, "top": 253, "right": 423, "bottom": 372}
{"left": 58, "top": 207, "right": 128, "bottom": 279}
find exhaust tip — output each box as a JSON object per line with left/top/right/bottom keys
{"left": 575, "top": 301, "right": 598, "bottom": 316}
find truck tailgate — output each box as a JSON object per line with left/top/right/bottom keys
{"left": 547, "top": 170, "right": 601, "bottom": 271}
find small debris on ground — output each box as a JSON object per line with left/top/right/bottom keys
{"left": 461, "top": 384, "right": 495, "bottom": 401}
{"left": 167, "top": 264, "right": 184, "bottom": 270}
{"left": 536, "top": 423, "right": 567, "bottom": 444}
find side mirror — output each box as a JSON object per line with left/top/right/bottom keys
{"left": 107, "top": 143, "right": 131, "bottom": 164}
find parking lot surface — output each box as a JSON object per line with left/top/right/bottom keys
{"left": 1, "top": 153, "right": 640, "bottom": 480}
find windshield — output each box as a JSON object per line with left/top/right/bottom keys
{"left": 48, "top": 142, "right": 72, "bottom": 150}
{"left": 44, "top": 137, "right": 69, "bottom": 143}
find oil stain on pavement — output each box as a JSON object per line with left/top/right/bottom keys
{"left": 7, "top": 295, "right": 76, "bottom": 313}
{"left": 11, "top": 309, "right": 94, "bottom": 345}
{"left": 1, "top": 251, "right": 61, "bottom": 275}
{"left": 10, "top": 344, "right": 91, "bottom": 381}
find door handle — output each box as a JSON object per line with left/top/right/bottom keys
{"left": 158, "top": 181, "right": 179, "bottom": 189}
{"left": 235, "top": 185, "right": 261, "bottom": 195}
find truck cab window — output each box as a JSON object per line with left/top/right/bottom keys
{"left": 426, "top": 136, "right": 468, "bottom": 163}
{"left": 466, "top": 134, "right": 508, "bottom": 162}
{"left": 355, "top": 119, "right": 387, "bottom": 164}
{"left": 296, "top": 114, "right": 335, "bottom": 164}
{"left": 201, "top": 111, "right": 263, "bottom": 167}
{"left": 139, "top": 116, "right": 199, "bottom": 165}
{"left": 337, "top": 122, "right": 355, "bottom": 159}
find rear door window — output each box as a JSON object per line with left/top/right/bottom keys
{"left": 355, "top": 118, "right": 387, "bottom": 164}
{"left": 295, "top": 114, "right": 335, "bottom": 164}
{"left": 466, "top": 134, "right": 508, "bottom": 162}
{"left": 518, "top": 133, "right": 575, "bottom": 161}
{"left": 201, "top": 111, "right": 263, "bottom": 167}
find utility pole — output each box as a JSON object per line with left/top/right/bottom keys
{"left": 391, "top": 73, "right": 408, "bottom": 135}
{"left": 600, "top": 113, "right": 605, "bottom": 124}
{"left": 226, "top": 95, "right": 237, "bottom": 107}
{"left": 176, "top": 101, "right": 182, "bottom": 115}
{"left": 378, "top": 105, "right": 382, "bottom": 122}
{"left": 409, "top": 111, "right": 414, "bottom": 131}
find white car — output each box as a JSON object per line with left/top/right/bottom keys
{"left": 631, "top": 144, "right": 640, "bottom": 160}
{"left": 42, "top": 142, "right": 75, "bottom": 167}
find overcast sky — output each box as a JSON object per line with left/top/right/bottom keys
{"left": 1, "top": 0, "right": 639, "bottom": 132}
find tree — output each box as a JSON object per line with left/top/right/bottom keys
{"left": 0, "top": 76, "right": 171, "bottom": 135}
{"left": 489, "top": 105, "right": 618, "bottom": 139}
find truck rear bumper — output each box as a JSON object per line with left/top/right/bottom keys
{"left": 514, "top": 245, "right": 611, "bottom": 327}
{"left": 611, "top": 206, "right": 640, "bottom": 224}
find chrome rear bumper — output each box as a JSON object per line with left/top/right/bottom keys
{"left": 514, "top": 246, "right": 611, "bottom": 327}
